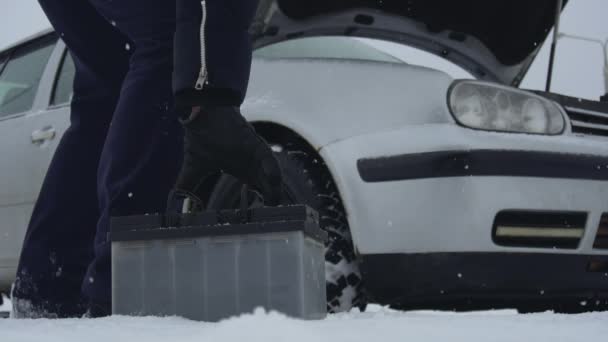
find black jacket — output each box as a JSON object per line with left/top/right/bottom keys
{"left": 173, "top": 0, "right": 260, "bottom": 107}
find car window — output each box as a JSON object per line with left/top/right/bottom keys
{"left": 51, "top": 50, "right": 76, "bottom": 106}
{"left": 0, "top": 36, "right": 56, "bottom": 118}
{"left": 254, "top": 36, "right": 403, "bottom": 63}
{"left": 356, "top": 38, "right": 475, "bottom": 80}
{"left": 0, "top": 54, "right": 8, "bottom": 74}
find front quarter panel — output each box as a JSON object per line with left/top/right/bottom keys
{"left": 243, "top": 58, "right": 455, "bottom": 148}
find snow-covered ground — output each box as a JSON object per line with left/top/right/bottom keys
{"left": 1, "top": 298, "right": 607, "bottom": 342}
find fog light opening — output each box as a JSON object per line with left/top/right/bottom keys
{"left": 593, "top": 214, "right": 608, "bottom": 249}
{"left": 493, "top": 211, "right": 587, "bottom": 249}
{"left": 587, "top": 260, "right": 608, "bottom": 273}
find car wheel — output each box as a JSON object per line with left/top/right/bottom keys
{"left": 207, "top": 143, "right": 366, "bottom": 313}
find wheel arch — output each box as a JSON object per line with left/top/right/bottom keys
{"left": 252, "top": 121, "right": 359, "bottom": 254}
{"left": 252, "top": 121, "right": 322, "bottom": 152}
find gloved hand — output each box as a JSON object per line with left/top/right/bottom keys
{"left": 171, "top": 105, "right": 283, "bottom": 210}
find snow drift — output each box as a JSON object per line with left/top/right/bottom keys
{"left": 1, "top": 300, "right": 607, "bottom": 342}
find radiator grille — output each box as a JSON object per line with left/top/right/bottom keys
{"left": 566, "top": 106, "right": 608, "bottom": 137}
{"left": 593, "top": 214, "right": 608, "bottom": 249}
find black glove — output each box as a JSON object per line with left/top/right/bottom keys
{"left": 171, "top": 105, "right": 283, "bottom": 209}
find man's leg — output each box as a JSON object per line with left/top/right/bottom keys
{"left": 13, "top": 0, "right": 131, "bottom": 318}
{"left": 82, "top": 0, "right": 183, "bottom": 311}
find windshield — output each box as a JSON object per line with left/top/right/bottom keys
{"left": 254, "top": 36, "right": 476, "bottom": 80}
{"left": 356, "top": 38, "right": 475, "bottom": 80}
{"left": 254, "top": 36, "right": 403, "bottom": 63}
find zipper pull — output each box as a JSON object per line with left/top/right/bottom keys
{"left": 195, "top": 69, "right": 207, "bottom": 90}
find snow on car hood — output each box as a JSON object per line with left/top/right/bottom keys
{"left": 252, "top": 0, "right": 568, "bottom": 86}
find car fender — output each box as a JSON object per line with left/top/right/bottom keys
{"left": 243, "top": 57, "right": 456, "bottom": 150}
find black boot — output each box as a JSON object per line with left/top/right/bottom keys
{"left": 85, "top": 300, "right": 111, "bottom": 318}
{"left": 172, "top": 105, "right": 283, "bottom": 208}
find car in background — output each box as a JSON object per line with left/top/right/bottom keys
{"left": 1, "top": 0, "right": 608, "bottom": 313}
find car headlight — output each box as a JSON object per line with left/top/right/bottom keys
{"left": 448, "top": 81, "right": 566, "bottom": 135}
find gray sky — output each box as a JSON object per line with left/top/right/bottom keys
{"left": 0, "top": 0, "right": 50, "bottom": 49}
{"left": 1, "top": 0, "right": 607, "bottom": 100}
{"left": 522, "top": 0, "right": 608, "bottom": 100}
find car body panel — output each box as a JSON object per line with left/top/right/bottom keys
{"left": 360, "top": 252, "right": 608, "bottom": 310}
{"left": 320, "top": 123, "right": 608, "bottom": 256}
{"left": 243, "top": 57, "right": 455, "bottom": 148}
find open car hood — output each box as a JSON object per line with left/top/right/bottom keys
{"left": 252, "top": 0, "right": 568, "bottom": 86}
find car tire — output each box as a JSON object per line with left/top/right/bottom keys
{"left": 206, "top": 143, "right": 366, "bottom": 313}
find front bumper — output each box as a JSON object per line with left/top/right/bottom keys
{"left": 320, "top": 124, "right": 608, "bottom": 256}
{"left": 360, "top": 252, "right": 608, "bottom": 312}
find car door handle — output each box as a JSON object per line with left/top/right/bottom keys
{"left": 31, "top": 127, "right": 56, "bottom": 144}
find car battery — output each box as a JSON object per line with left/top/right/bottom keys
{"left": 110, "top": 205, "right": 327, "bottom": 321}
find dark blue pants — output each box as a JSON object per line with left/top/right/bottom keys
{"left": 13, "top": 0, "right": 183, "bottom": 317}
{"left": 173, "top": 0, "right": 259, "bottom": 107}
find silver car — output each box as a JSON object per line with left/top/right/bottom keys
{"left": 1, "top": 1, "right": 608, "bottom": 313}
